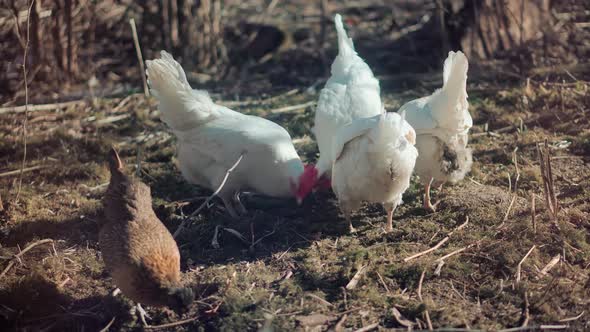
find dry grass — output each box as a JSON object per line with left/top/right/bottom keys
{"left": 0, "top": 74, "right": 588, "bottom": 331}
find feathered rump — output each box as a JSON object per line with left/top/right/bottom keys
{"left": 146, "top": 51, "right": 217, "bottom": 132}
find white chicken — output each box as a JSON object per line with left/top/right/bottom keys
{"left": 146, "top": 51, "right": 317, "bottom": 217}
{"left": 307, "top": 13, "right": 383, "bottom": 186}
{"left": 397, "top": 51, "right": 473, "bottom": 212}
{"left": 331, "top": 112, "right": 418, "bottom": 233}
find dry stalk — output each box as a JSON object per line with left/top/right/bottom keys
{"left": 376, "top": 271, "right": 391, "bottom": 295}
{"left": 333, "top": 314, "right": 348, "bottom": 332}
{"left": 173, "top": 154, "right": 244, "bottom": 238}
{"left": 0, "top": 100, "right": 86, "bottom": 114}
{"left": 353, "top": 322, "right": 379, "bottom": 332}
{"left": 0, "top": 239, "right": 53, "bottom": 279}
{"left": 270, "top": 101, "right": 316, "bottom": 114}
{"left": 537, "top": 140, "right": 559, "bottom": 219}
{"left": 345, "top": 265, "right": 367, "bottom": 290}
{"left": 129, "top": 18, "right": 149, "bottom": 97}
{"left": 14, "top": 0, "right": 35, "bottom": 204}
{"left": 520, "top": 291, "right": 530, "bottom": 327}
{"left": 391, "top": 307, "right": 414, "bottom": 328}
{"left": 0, "top": 165, "right": 46, "bottom": 178}
{"left": 404, "top": 216, "right": 469, "bottom": 262}
{"left": 417, "top": 269, "right": 433, "bottom": 331}
{"left": 538, "top": 255, "right": 560, "bottom": 278}
{"left": 531, "top": 193, "right": 536, "bottom": 233}
{"left": 558, "top": 311, "right": 585, "bottom": 323}
{"left": 516, "top": 245, "right": 536, "bottom": 283}
{"left": 305, "top": 293, "right": 334, "bottom": 307}
{"left": 143, "top": 316, "right": 199, "bottom": 330}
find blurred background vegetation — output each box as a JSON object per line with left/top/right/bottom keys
{"left": 1, "top": 0, "right": 588, "bottom": 106}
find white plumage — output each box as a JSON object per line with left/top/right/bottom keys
{"left": 312, "top": 14, "right": 383, "bottom": 181}
{"left": 397, "top": 51, "right": 473, "bottom": 211}
{"left": 146, "top": 51, "right": 314, "bottom": 217}
{"left": 331, "top": 112, "right": 418, "bottom": 232}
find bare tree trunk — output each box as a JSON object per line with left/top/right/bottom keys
{"left": 442, "top": 0, "right": 552, "bottom": 59}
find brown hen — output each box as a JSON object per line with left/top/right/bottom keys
{"left": 100, "top": 148, "right": 193, "bottom": 325}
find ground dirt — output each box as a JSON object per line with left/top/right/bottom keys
{"left": 1, "top": 1, "right": 589, "bottom": 331}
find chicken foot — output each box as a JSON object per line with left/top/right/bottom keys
{"left": 220, "top": 191, "right": 248, "bottom": 219}
{"left": 136, "top": 303, "right": 151, "bottom": 326}
{"left": 423, "top": 177, "right": 441, "bottom": 212}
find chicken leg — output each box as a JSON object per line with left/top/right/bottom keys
{"left": 383, "top": 202, "right": 397, "bottom": 233}
{"left": 423, "top": 177, "right": 441, "bottom": 212}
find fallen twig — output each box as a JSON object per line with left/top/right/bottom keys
{"left": 0, "top": 239, "right": 53, "bottom": 279}
{"left": 516, "top": 245, "right": 536, "bottom": 283}
{"left": 558, "top": 311, "right": 584, "bottom": 323}
{"left": 538, "top": 255, "right": 560, "bottom": 278}
{"left": 173, "top": 154, "right": 244, "bottom": 238}
{"left": 0, "top": 100, "right": 86, "bottom": 114}
{"left": 345, "top": 265, "right": 367, "bottom": 290}
{"left": 353, "top": 322, "right": 379, "bottom": 332}
{"left": 404, "top": 216, "right": 469, "bottom": 262}
{"left": 391, "top": 307, "right": 414, "bottom": 328}
{"left": 305, "top": 293, "right": 333, "bottom": 307}
{"left": 144, "top": 316, "right": 199, "bottom": 330}
{"left": 376, "top": 271, "right": 391, "bottom": 295}
{"left": 520, "top": 292, "right": 530, "bottom": 327}
{"left": 333, "top": 314, "right": 348, "bottom": 332}
{"left": 270, "top": 101, "right": 315, "bottom": 114}
{"left": 129, "top": 18, "right": 149, "bottom": 97}
{"left": 0, "top": 164, "right": 45, "bottom": 178}
{"left": 418, "top": 269, "right": 433, "bottom": 331}
{"left": 220, "top": 88, "right": 299, "bottom": 107}
{"left": 502, "top": 194, "right": 517, "bottom": 223}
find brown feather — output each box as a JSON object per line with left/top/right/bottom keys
{"left": 99, "top": 148, "right": 193, "bottom": 311}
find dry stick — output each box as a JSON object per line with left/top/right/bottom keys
{"left": 305, "top": 293, "right": 333, "bottom": 307}
{"left": 544, "top": 140, "right": 559, "bottom": 216}
{"left": 520, "top": 291, "right": 530, "bottom": 327}
{"left": 531, "top": 193, "right": 537, "bottom": 234}
{"left": 143, "top": 316, "right": 199, "bottom": 330}
{"left": 0, "top": 165, "right": 45, "bottom": 178}
{"left": 558, "top": 311, "right": 585, "bottom": 323}
{"left": 0, "top": 239, "right": 53, "bottom": 279}
{"left": 417, "top": 270, "right": 433, "bottom": 331}
{"left": 0, "top": 100, "right": 86, "bottom": 114}
{"left": 15, "top": 0, "right": 35, "bottom": 204}
{"left": 270, "top": 101, "right": 316, "bottom": 114}
{"left": 376, "top": 271, "right": 391, "bottom": 295}
{"left": 538, "top": 255, "right": 560, "bottom": 278}
{"left": 173, "top": 154, "right": 244, "bottom": 238}
{"left": 516, "top": 245, "right": 536, "bottom": 283}
{"left": 345, "top": 265, "right": 367, "bottom": 290}
{"left": 502, "top": 194, "right": 518, "bottom": 223}
{"left": 404, "top": 216, "right": 469, "bottom": 262}
{"left": 353, "top": 322, "right": 379, "bottom": 332}
{"left": 333, "top": 314, "right": 348, "bottom": 332}
{"left": 129, "top": 18, "right": 149, "bottom": 97}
